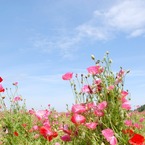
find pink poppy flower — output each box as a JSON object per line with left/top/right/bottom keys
{"left": 29, "top": 109, "right": 35, "bottom": 115}
{"left": 109, "top": 136, "right": 118, "bottom": 145}
{"left": 102, "top": 128, "right": 117, "bottom": 145}
{"left": 97, "top": 101, "right": 107, "bottom": 110}
{"left": 107, "top": 85, "right": 114, "bottom": 91}
{"left": 122, "top": 101, "right": 131, "bottom": 110}
{"left": 33, "top": 125, "right": 39, "bottom": 131}
{"left": 121, "top": 90, "right": 128, "bottom": 98}
{"left": 87, "top": 66, "right": 104, "bottom": 75}
{"left": 54, "top": 143, "right": 60, "bottom": 145}
{"left": 94, "top": 110, "right": 104, "bottom": 117}
{"left": 62, "top": 72, "right": 73, "bottom": 80}
{"left": 139, "top": 117, "right": 144, "bottom": 122}
{"left": 43, "top": 120, "right": 51, "bottom": 128}
{"left": 13, "top": 96, "right": 22, "bottom": 102}
{"left": 35, "top": 110, "right": 50, "bottom": 120}
{"left": 121, "top": 97, "right": 127, "bottom": 103}
{"left": 81, "top": 85, "right": 92, "bottom": 94}
{"left": 62, "top": 124, "right": 71, "bottom": 135}
{"left": 85, "top": 122, "right": 98, "bottom": 130}
{"left": 61, "top": 134, "right": 71, "bottom": 142}
{"left": 124, "top": 120, "right": 132, "bottom": 126}
{"left": 118, "top": 69, "right": 125, "bottom": 77}
{"left": 71, "top": 104, "right": 86, "bottom": 114}
{"left": 94, "top": 79, "right": 102, "bottom": 85}
{"left": 33, "top": 134, "right": 40, "bottom": 139}
{"left": 102, "top": 128, "right": 114, "bottom": 142}
{"left": 115, "top": 77, "right": 122, "bottom": 84}
{"left": 134, "top": 123, "right": 142, "bottom": 129}
{"left": 86, "top": 102, "right": 95, "bottom": 110}
{"left": 71, "top": 114, "right": 86, "bottom": 125}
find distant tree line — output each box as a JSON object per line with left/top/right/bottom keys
{"left": 136, "top": 104, "right": 145, "bottom": 112}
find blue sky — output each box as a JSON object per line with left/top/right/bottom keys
{"left": 1, "top": 0, "right": 145, "bottom": 111}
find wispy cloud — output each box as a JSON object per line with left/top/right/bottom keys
{"left": 103, "top": 0, "right": 145, "bottom": 37}
{"left": 77, "top": 25, "right": 110, "bottom": 40}
{"left": 78, "top": 0, "right": 145, "bottom": 38}
{"left": 27, "top": 0, "right": 145, "bottom": 58}
{"left": 30, "top": 33, "right": 81, "bottom": 59}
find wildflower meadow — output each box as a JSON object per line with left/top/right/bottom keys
{"left": 0, "top": 52, "right": 145, "bottom": 145}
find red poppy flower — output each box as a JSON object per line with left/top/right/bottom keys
{"left": 0, "top": 84, "right": 5, "bottom": 92}
{"left": 39, "top": 126, "right": 58, "bottom": 141}
{"left": 62, "top": 124, "right": 72, "bottom": 135}
{"left": 47, "top": 131, "right": 58, "bottom": 141}
{"left": 14, "top": 131, "right": 19, "bottom": 136}
{"left": 122, "top": 129, "right": 134, "bottom": 137}
{"left": 0, "top": 77, "right": 3, "bottom": 83}
{"left": 129, "top": 133, "right": 144, "bottom": 145}
{"left": 22, "top": 124, "right": 27, "bottom": 128}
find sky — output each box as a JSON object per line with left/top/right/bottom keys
{"left": 0, "top": 0, "right": 145, "bottom": 111}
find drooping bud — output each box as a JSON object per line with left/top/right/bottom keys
{"left": 106, "top": 51, "right": 109, "bottom": 55}
{"left": 96, "top": 60, "right": 100, "bottom": 64}
{"left": 2, "top": 96, "right": 5, "bottom": 99}
{"left": 91, "top": 55, "right": 95, "bottom": 60}
{"left": 109, "top": 59, "right": 112, "bottom": 63}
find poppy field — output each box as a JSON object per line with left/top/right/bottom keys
{"left": 0, "top": 52, "right": 145, "bottom": 145}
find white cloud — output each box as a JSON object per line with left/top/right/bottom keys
{"left": 77, "top": 25, "right": 109, "bottom": 40}
{"left": 104, "top": 0, "right": 145, "bottom": 36}
{"left": 33, "top": 38, "right": 55, "bottom": 53}
{"left": 78, "top": 0, "right": 145, "bottom": 39}
{"left": 31, "top": 34, "right": 82, "bottom": 59}
{"left": 27, "top": 0, "right": 145, "bottom": 58}
{"left": 68, "top": 0, "right": 145, "bottom": 45}
{"left": 129, "top": 29, "right": 145, "bottom": 37}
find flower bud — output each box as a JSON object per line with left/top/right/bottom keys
{"left": 106, "top": 51, "right": 109, "bottom": 55}
{"left": 2, "top": 96, "right": 5, "bottom": 99}
{"left": 109, "top": 59, "right": 112, "bottom": 63}
{"left": 96, "top": 60, "right": 100, "bottom": 64}
{"left": 70, "top": 81, "right": 74, "bottom": 86}
{"left": 91, "top": 55, "right": 95, "bottom": 60}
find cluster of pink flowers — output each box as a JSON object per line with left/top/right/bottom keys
{"left": 121, "top": 90, "right": 131, "bottom": 110}
{"left": 28, "top": 109, "right": 59, "bottom": 141}
{"left": 13, "top": 96, "right": 22, "bottom": 102}
{"left": 61, "top": 56, "right": 145, "bottom": 145}
{"left": 1, "top": 53, "right": 145, "bottom": 145}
